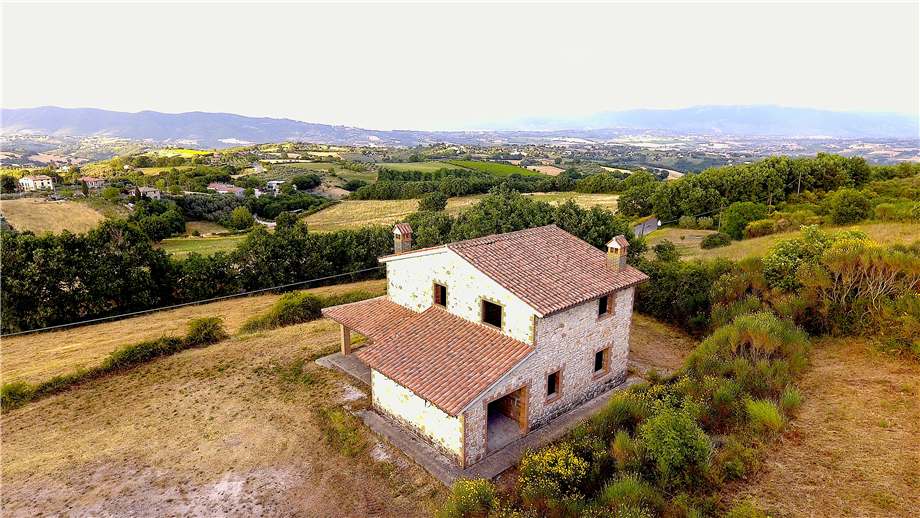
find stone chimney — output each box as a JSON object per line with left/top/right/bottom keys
{"left": 606, "top": 235, "right": 629, "bottom": 270}
{"left": 393, "top": 223, "right": 413, "bottom": 254}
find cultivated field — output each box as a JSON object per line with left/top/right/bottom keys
{"left": 158, "top": 233, "right": 248, "bottom": 258}
{"left": 0, "top": 279, "right": 387, "bottom": 387}
{"left": 728, "top": 337, "right": 920, "bottom": 516}
{"left": 377, "top": 161, "right": 461, "bottom": 173}
{"left": 185, "top": 220, "right": 231, "bottom": 236}
{"left": 645, "top": 222, "right": 920, "bottom": 261}
{"left": 527, "top": 165, "right": 566, "bottom": 176}
{"left": 0, "top": 198, "right": 106, "bottom": 234}
{"left": 446, "top": 160, "right": 544, "bottom": 177}
{"left": 304, "top": 193, "right": 620, "bottom": 232}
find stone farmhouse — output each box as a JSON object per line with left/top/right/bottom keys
{"left": 18, "top": 174, "right": 54, "bottom": 191}
{"left": 322, "top": 224, "right": 648, "bottom": 468}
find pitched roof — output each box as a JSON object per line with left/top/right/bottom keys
{"left": 321, "top": 296, "right": 416, "bottom": 343}
{"left": 393, "top": 223, "right": 413, "bottom": 235}
{"left": 445, "top": 225, "right": 648, "bottom": 316}
{"left": 355, "top": 306, "right": 533, "bottom": 416}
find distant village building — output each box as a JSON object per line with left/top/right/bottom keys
{"left": 266, "top": 180, "right": 286, "bottom": 195}
{"left": 136, "top": 187, "right": 162, "bottom": 200}
{"left": 18, "top": 175, "right": 54, "bottom": 191}
{"left": 323, "top": 224, "right": 648, "bottom": 468}
{"left": 79, "top": 176, "right": 105, "bottom": 189}
{"left": 207, "top": 182, "right": 245, "bottom": 197}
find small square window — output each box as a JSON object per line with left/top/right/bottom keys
{"left": 598, "top": 295, "right": 609, "bottom": 316}
{"left": 482, "top": 300, "right": 502, "bottom": 328}
{"left": 434, "top": 283, "right": 447, "bottom": 306}
{"left": 547, "top": 370, "right": 560, "bottom": 397}
{"left": 594, "top": 348, "right": 609, "bottom": 373}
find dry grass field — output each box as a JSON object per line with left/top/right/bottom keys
{"left": 645, "top": 222, "right": 920, "bottom": 261}
{"left": 0, "top": 279, "right": 386, "bottom": 386}
{"left": 627, "top": 314, "right": 697, "bottom": 375}
{"left": 727, "top": 338, "right": 920, "bottom": 516}
{"left": 158, "top": 233, "right": 248, "bottom": 258}
{"left": 0, "top": 198, "right": 106, "bottom": 234}
{"left": 0, "top": 318, "right": 444, "bottom": 517}
{"left": 185, "top": 220, "right": 231, "bottom": 236}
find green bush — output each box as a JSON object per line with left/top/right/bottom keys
{"left": 652, "top": 240, "right": 680, "bottom": 262}
{"left": 419, "top": 191, "right": 448, "bottom": 212}
{"left": 725, "top": 501, "right": 769, "bottom": 518}
{"left": 780, "top": 386, "right": 803, "bottom": 416}
{"left": 101, "top": 337, "right": 186, "bottom": 370}
{"left": 241, "top": 292, "right": 323, "bottom": 332}
{"left": 184, "top": 316, "right": 229, "bottom": 345}
{"left": 226, "top": 206, "right": 255, "bottom": 230}
{"left": 746, "top": 399, "right": 784, "bottom": 435}
{"left": 743, "top": 219, "right": 776, "bottom": 239}
{"left": 721, "top": 202, "right": 769, "bottom": 240}
{"left": 611, "top": 430, "right": 642, "bottom": 472}
{"left": 762, "top": 225, "right": 833, "bottom": 290}
{"left": 637, "top": 408, "right": 712, "bottom": 489}
{"left": 678, "top": 216, "right": 697, "bottom": 229}
{"left": 591, "top": 392, "right": 650, "bottom": 440}
{"left": 599, "top": 474, "right": 664, "bottom": 511}
{"left": 0, "top": 381, "right": 33, "bottom": 409}
{"left": 697, "top": 216, "right": 715, "bottom": 230}
{"left": 824, "top": 188, "right": 870, "bottom": 224}
{"left": 701, "top": 232, "right": 731, "bottom": 249}
{"left": 437, "top": 479, "right": 499, "bottom": 518}
{"left": 709, "top": 435, "right": 760, "bottom": 483}
{"left": 519, "top": 442, "right": 590, "bottom": 503}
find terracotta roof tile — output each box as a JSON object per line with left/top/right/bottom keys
{"left": 447, "top": 225, "right": 648, "bottom": 316}
{"left": 321, "top": 296, "right": 416, "bottom": 343}
{"left": 394, "top": 223, "right": 413, "bottom": 235}
{"left": 355, "top": 307, "right": 533, "bottom": 416}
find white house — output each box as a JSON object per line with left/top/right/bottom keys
{"left": 79, "top": 176, "right": 105, "bottom": 189}
{"left": 322, "top": 224, "right": 647, "bottom": 468}
{"left": 207, "top": 182, "right": 245, "bottom": 197}
{"left": 18, "top": 175, "right": 54, "bottom": 191}
{"left": 136, "top": 187, "right": 161, "bottom": 200}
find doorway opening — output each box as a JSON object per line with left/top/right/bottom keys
{"left": 486, "top": 386, "right": 528, "bottom": 452}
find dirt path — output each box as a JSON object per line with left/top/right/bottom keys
{"left": 1, "top": 319, "right": 443, "bottom": 517}
{"left": 728, "top": 338, "right": 920, "bottom": 516}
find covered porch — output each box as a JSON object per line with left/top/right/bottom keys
{"left": 320, "top": 296, "right": 417, "bottom": 357}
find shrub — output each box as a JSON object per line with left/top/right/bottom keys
{"left": 824, "top": 188, "right": 870, "bottom": 224}
{"left": 721, "top": 202, "right": 769, "bottom": 240}
{"left": 599, "top": 474, "right": 664, "bottom": 511}
{"left": 342, "top": 179, "right": 368, "bottom": 191}
{"left": 653, "top": 240, "right": 680, "bottom": 262}
{"left": 678, "top": 216, "right": 697, "bottom": 229}
{"left": 762, "top": 225, "right": 833, "bottom": 291}
{"left": 636, "top": 408, "right": 712, "bottom": 489}
{"left": 226, "top": 206, "right": 255, "bottom": 229}
{"left": 291, "top": 174, "right": 321, "bottom": 190}
{"left": 746, "top": 399, "right": 784, "bottom": 435}
{"left": 701, "top": 232, "right": 731, "bottom": 249}
{"left": 780, "top": 386, "right": 803, "bottom": 416}
{"left": 437, "top": 479, "right": 499, "bottom": 518}
{"left": 184, "top": 316, "right": 228, "bottom": 346}
{"left": 1, "top": 381, "right": 33, "bottom": 409}
{"left": 419, "top": 191, "right": 449, "bottom": 211}
{"left": 519, "top": 442, "right": 590, "bottom": 503}
{"left": 100, "top": 336, "right": 186, "bottom": 370}
{"left": 240, "top": 292, "right": 323, "bottom": 332}
{"left": 709, "top": 435, "right": 760, "bottom": 483}
{"left": 743, "top": 219, "right": 776, "bottom": 239}
{"left": 611, "top": 430, "right": 642, "bottom": 472}
{"left": 697, "top": 216, "right": 715, "bottom": 230}
{"left": 725, "top": 501, "right": 769, "bottom": 518}
{"left": 592, "top": 392, "right": 650, "bottom": 440}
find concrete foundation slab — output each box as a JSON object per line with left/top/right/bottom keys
{"left": 315, "top": 351, "right": 371, "bottom": 385}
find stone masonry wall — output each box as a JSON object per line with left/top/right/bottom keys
{"left": 462, "top": 287, "right": 635, "bottom": 466}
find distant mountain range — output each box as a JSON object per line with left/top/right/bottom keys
{"left": 2, "top": 105, "right": 917, "bottom": 148}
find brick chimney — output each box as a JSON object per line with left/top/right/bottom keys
{"left": 393, "top": 223, "right": 413, "bottom": 254}
{"left": 606, "top": 235, "right": 629, "bottom": 270}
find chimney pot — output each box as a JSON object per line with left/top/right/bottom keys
{"left": 393, "top": 223, "right": 413, "bottom": 254}
{"left": 606, "top": 235, "right": 629, "bottom": 271}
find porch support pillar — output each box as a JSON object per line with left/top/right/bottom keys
{"left": 340, "top": 324, "right": 352, "bottom": 356}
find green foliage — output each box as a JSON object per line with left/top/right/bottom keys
{"left": 618, "top": 182, "right": 659, "bottom": 217}
{"left": 824, "top": 187, "right": 870, "bottom": 224}
{"left": 700, "top": 232, "right": 731, "bottom": 249}
{"left": 709, "top": 435, "right": 760, "bottom": 483}
{"left": 437, "top": 479, "right": 499, "bottom": 518}
{"left": 0, "top": 381, "right": 33, "bottom": 409}
{"left": 226, "top": 206, "right": 255, "bottom": 230}
{"left": 342, "top": 179, "right": 368, "bottom": 191}
{"left": 101, "top": 336, "right": 187, "bottom": 370}
{"left": 725, "top": 501, "right": 770, "bottom": 518}
{"left": 599, "top": 474, "right": 664, "bottom": 512}
{"left": 445, "top": 160, "right": 545, "bottom": 177}
{"left": 240, "top": 289, "right": 377, "bottom": 333}
{"left": 653, "top": 240, "right": 680, "bottom": 262}
{"left": 519, "top": 442, "right": 590, "bottom": 504}
{"left": 418, "top": 191, "right": 448, "bottom": 211}
{"left": 743, "top": 219, "right": 776, "bottom": 239}
{"left": 636, "top": 408, "right": 712, "bottom": 489}
{"left": 721, "top": 202, "right": 769, "bottom": 240}
{"left": 291, "top": 173, "right": 321, "bottom": 190}
{"left": 697, "top": 216, "right": 715, "bottom": 230}
{"left": 745, "top": 399, "right": 785, "bottom": 435}
{"left": 634, "top": 257, "right": 734, "bottom": 334}
{"left": 1, "top": 174, "right": 17, "bottom": 193}
{"left": 678, "top": 216, "right": 698, "bottom": 229}
{"left": 780, "top": 386, "right": 803, "bottom": 416}
{"left": 762, "top": 225, "right": 834, "bottom": 291}
{"left": 184, "top": 316, "right": 229, "bottom": 345}
{"left": 575, "top": 173, "right": 622, "bottom": 194}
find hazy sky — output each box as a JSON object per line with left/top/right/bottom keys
{"left": 2, "top": 1, "right": 918, "bottom": 130}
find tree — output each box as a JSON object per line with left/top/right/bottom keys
{"left": 618, "top": 182, "right": 659, "bottom": 217}
{"left": 721, "top": 202, "right": 769, "bottom": 240}
{"left": 418, "top": 191, "right": 448, "bottom": 211}
{"left": 227, "top": 206, "right": 255, "bottom": 230}
{"left": 1, "top": 175, "right": 18, "bottom": 193}
{"left": 81, "top": 181, "right": 89, "bottom": 197}
{"left": 824, "top": 188, "right": 870, "bottom": 224}
{"left": 291, "top": 174, "right": 321, "bottom": 190}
